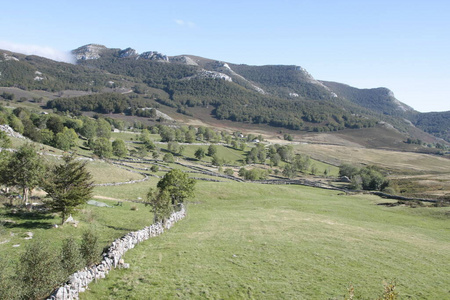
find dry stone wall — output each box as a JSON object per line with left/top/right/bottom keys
{"left": 47, "top": 206, "right": 186, "bottom": 300}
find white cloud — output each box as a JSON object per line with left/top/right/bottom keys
{"left": 0, "top": 41, "right": 75, "bottom": 64}
{"left": 174, "top": 19, "right": 196, "bottom": 28}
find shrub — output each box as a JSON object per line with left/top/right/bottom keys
{"left": 61, "top": 237, "right": 83, "bottom": 275}
{"left": 18, "top": 239, "right": 64, "bottom": 299}
{"left": 80, "top": 228, "right": 101, "bottom": 266}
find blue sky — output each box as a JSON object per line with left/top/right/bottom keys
{"left": 1, "top": 0, "right": 449, "bottom": 112}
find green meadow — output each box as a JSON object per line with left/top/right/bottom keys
{"left": 81, "top": 181, "right": 450, "bottom": 299}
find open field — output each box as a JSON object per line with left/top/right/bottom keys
{"left": 293, "top": 143, "right": 450, "bottom": 174}
{"left": 81, "top": 181, "right": 450, "bottom": 299}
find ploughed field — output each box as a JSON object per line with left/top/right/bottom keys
{"left": 81, "top": 181, "right": 450, "bottom": 299}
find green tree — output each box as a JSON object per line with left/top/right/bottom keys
{"left": 207, "top": 144, "right": 217, "bottom": 156}
{"left": 146, "top": 188, "right": 173, "bottom": 223}
{"left": 1, "top": 143, "right": 45, "bottom": 204}
{"left": 147, "top": 169, "right": 195, "bottom": 222}
{"left": 163, "top": 153, "right": 174, "bottom": 163}
{"left": 54, "top": 127, "right": 78, "bottom": 151}
{"left": 92, "top": 137, "right": 113, "bottom": 158}
{"left": 194, "top": 147, "right": 205, "bottom": 160}
{"left": 282, "top": 163, "right": 296, "bottom": 179}
{"left": 156, "top": 169, "right": 196, "bottom": 208}
{"left": 112, "top": 138, "right": 128, "bottom": 158}
{"left": 96, "top": 118, "right": 111, "bottom": 139}
{"left": 80, "top": 117, "right": 97, "bottom": 139}
{"left": 43, "top": 154, "right": 94, "bottom": 224}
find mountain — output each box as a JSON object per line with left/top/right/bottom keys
{"left": 1, "top": 44, "right": 448, "bottom": 144}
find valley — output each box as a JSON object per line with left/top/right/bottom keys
{"left": 0, "top": 46, "right": 449, "bottom": 299}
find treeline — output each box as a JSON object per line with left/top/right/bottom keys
{"left": 47, "top": 93, "right": 160, "bottom": 117}
{"left": 413, "top": 111, "right": 450, "bottom": 143}
{"left": 160, "top": 78, "right": 377, "bottom": 131}
{"left": 0, "top": 54, "right": 109, "bottom": 92}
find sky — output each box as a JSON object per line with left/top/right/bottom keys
{"left": 1, "top": 0, "right": 449, "bottom": 112}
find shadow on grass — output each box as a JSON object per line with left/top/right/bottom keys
{"left": 105, "top": 224, "right": 136, "bottom": 232}
{"left": 4, "top": 221, "right": 54, "bottom": 229}
{"left": 1, "top": 210, "right": 55, "bottom": 230}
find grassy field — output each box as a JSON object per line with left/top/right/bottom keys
{"left": 81, "top": 181, "right": 450, "bottom": 299}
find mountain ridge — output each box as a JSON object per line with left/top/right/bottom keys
{"left": 1, "top": 44, "right": 448, "bottom": 143}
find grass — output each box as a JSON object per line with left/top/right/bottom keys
{"left": 81, "top": 182, "right": 450, "bottom": 299}
{"left": 85, "top": 161, "right": 145, "bottom": 184}
{"left": 0, "top": 198, "right": 154, "bottom": 265}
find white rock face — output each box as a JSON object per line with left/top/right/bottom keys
{"left": 197, "top": 70, "right": 232, "bottom": 82}
{"left": 138, "top": 51, "right": 169, "bottom": 62}
{"left": 72, "top": 44, "right": 107, "bottom": 60}
{"left": 118, "top": 47, "right": 138, "bottom": 58}
{"left": 2, "top": 53, "right": 19, "bottom": 61}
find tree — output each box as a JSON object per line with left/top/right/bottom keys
{"left": 207, "top": 144, "right": 217, "bottom": 156}
{"left": 43, "top": 154, "right": 94, "bottom": 224}
{"left": 194, "top": 147, "right": 205, "bottom": 160}
{"left": 163, "top": 153, "right": 174, "bottom": 163}
{"left": 147, "top": 169, "right": 196, "bottom": 222}
{"left": 54, "top": 127, "right": 78, "bottom": 151}
{"left": 96, "top": 118, "right": 111, "bottom": 139}
{"left": 146, "top": 188, "right": 172, "bottom": 222}
{"left": 112, "top": 138, "right": 128, "bottom": 158}
{"left": 156, "top": 169, "right": 195, "bottom": 208}
{"left": 1, "top": 143, "right": 45, "bottom": 204}
{"left": 92, "top": 137, "right": 113, "bottom": 158}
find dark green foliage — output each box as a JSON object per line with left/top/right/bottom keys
{"left": 92, "top": 137, "right": 113, "bottom": 158}
{"left": 0, "top": 257, "right": 19, "bottom": 300}
{"left": 146, "top": 188, "right": 173, "bottom": 223}
{"left": 339, "top": 164, "right": 360, "bottom": 178}
{"left": 340, "top": 164, "right": 389, "bottom": 191}
{"left": 163, "top": 153, "right": 174, "bottom": 163}
{"left": 18, "top": 239, "right": 64, "bottom": 300}
{"left": 0, "top": 143, "right": 45, "bottom": 203}
{"left": 413, "top": 111, "right": 450, "bottom": 142}
{"left": 43, "top": 154, "right": 94, "bottom": 224}
{"left": 80, "top": 227, "right": 101, "bottom": 266}
{"left": 0, "top": 130, "right": 11, "bottom": 148}
{"left": 54, "top": 127, "right": 78, "bottom": 151}
{"left": 230, "top": 64, "right": 332, "bottom": 100}
{"left": 61, "top": 237, "right": 84, "bottom": 275}
{"left": 194, "top": 147, "right": 205, "bottom": 160}
{"left": 112, "top": 138, "right": 128, "bottom": 157}
{"left": 207, "top": 144, "right": 217, "bottom": 156}
{"left": 224, "top": 168, "right": 234, "bottom": 176}
{"left": 147, "top": 169, "right": 196, "bottom": 222}
{"left": 156, "top": 169, "right": 196, "bottom": 208}
{"left": 238, "top": 167, "right": 269, "bottom": 180}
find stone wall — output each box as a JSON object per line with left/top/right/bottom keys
{"left": 47, "top": 206, "right": 186, "bottom": 300}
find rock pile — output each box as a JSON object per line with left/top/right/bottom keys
{"left": 47, "top": 207, "right": 186, "bottom": 300}
{"left": 0, "top": 124, "right": 26, "bottom": 139}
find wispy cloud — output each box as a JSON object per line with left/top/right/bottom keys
{"left": 174, "top": 19, "right": 196, "bottom": 28}
{"left": 0, "top": 41, "right": 75, "bottom": 64}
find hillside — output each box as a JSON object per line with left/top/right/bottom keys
{"left": 1, "top": 44, "right": 448, "bottom": 146}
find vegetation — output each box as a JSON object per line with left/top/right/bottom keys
{"left": 43, "top": 154, "right": 94, "bottom": 224}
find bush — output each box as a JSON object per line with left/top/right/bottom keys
{"left": 18, "top": 239, "right": 64, "bottom": 299}
{"left": 80, "top": 228, "right": 101, "bottom": 266}
{"left": 61, "top": 237, "right": 83, "bottom": 275}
